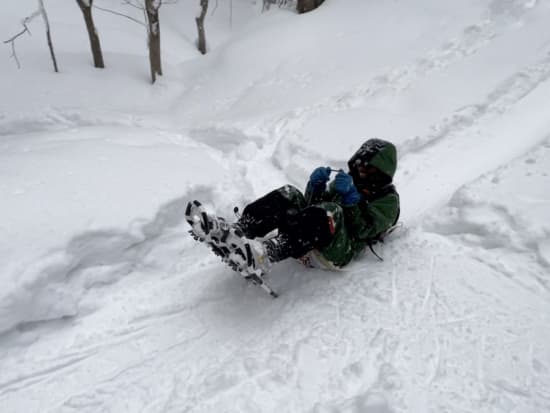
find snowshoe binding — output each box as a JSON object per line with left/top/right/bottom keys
{"left": 185, "top": 200, "right": 278, "bottom": 297}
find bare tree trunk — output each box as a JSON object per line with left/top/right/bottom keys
{"left": 195, "top": 0, "right": 208, "bottom": 55}
{"left": 38, "top": 0, "right": 59, "bottom": 72}
{"left": 145, "top": 0, "right": 162, "bottom": 83}
{"left": 76, "top": 0, "right": 104, "bottom": 68}
{"left": 297, "top": 0, "right": 324, "bottom": 14}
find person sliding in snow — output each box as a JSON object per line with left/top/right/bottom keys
{"left": 186, "top": 138, "right": 400, "bottom": 296}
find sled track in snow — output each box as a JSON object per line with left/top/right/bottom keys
{"left": 266, "top": 10, "right": 507, "bottom": 135}
{"left": 332, "top": 20, "right": 498, "bottom": 111}
{"left": 330, "top": 0, "right": 542, "bottom": 111}
{"left": 266, "top": 8, "right": 547, "bottom": 178}
{"left": 401, "top": 53, "right": 550, "bottom": 155}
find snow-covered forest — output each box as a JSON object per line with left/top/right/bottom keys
{"left": 1, "top": 1, "right": 549, "bottom": 412}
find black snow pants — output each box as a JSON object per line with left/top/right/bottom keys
{"left": 237, "top": 185, "right": 334, "bottom": 260}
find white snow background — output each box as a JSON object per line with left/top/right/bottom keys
{"left": 1, "top": 0, "right": 550, "bottom": 412}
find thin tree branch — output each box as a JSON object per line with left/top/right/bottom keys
{"left": 3, "top": 10, "right": 41, "bottom": 69}
{"left": 210, "top": 0, "right": 219, "bottom": 16}
{"left": 38, "top": 0, "right": 59, "bottom": 72}
{"left": 122, "top": 0, "right": 144, "bottom": 11}
{"left": 3, "top": 26, "right": 30, "bottom": 69}
{"left": 93, "top": 4, "right": 146, "bottom": 26}
{"left": 4, "top": 24, "right": 31, "bottom": 44}
{"left": 22, "top": 9, "right": 42, "bottom": 26}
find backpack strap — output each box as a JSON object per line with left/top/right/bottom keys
{"left": 366, "top": 222, "right": 402, "bottom": 260}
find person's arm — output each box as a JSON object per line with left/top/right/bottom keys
{"left": 346, "top": 194, "right": 400, "bottom": 240}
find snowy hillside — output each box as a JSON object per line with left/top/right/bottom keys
{"left": 1, "top": 0, "right": 549, "bottom": 412}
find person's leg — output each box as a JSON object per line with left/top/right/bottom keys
{"left": 265, "top": 204, "right": 335, "bottom": 261}
{"left": 313, "top": 203, "right": 354, "bottom": 267}
{"left": 238, "top": 185, "right": 306, "bottom": 238}
{"left": 214, "top": 201, "right": 340, "bottom": 276}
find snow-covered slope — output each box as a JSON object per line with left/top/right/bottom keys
{"left": 1, "top": 0, "right": 549, "bottom": 412}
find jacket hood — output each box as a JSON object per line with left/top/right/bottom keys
{"left": 347, "top": 138, "right": 397, "bottom": 179}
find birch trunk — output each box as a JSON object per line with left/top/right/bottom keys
{"left": 195, "top": 0, "right": 208, "bottom": 55}
{"left": 76, "top": 0, "right": 104, "bottom": 68}
{"left": 145, "top": 0, "right": 162, "bottom": 83}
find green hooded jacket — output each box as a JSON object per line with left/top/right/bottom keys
{"left": 305, "top": 139, "right": 400, "bottom": 267}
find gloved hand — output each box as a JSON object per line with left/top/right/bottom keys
{"left": 309, "top": 166, "right": 332, "bottom": 191}
{"left": 334, "top": 170, "right": 361, "bottom": 205}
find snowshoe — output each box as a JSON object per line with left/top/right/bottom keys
{"left": 185, "top": 200, "right": 278, "bottom": 297}
{"left": 185, "top": 200, "right": 229, "bottom": 242}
